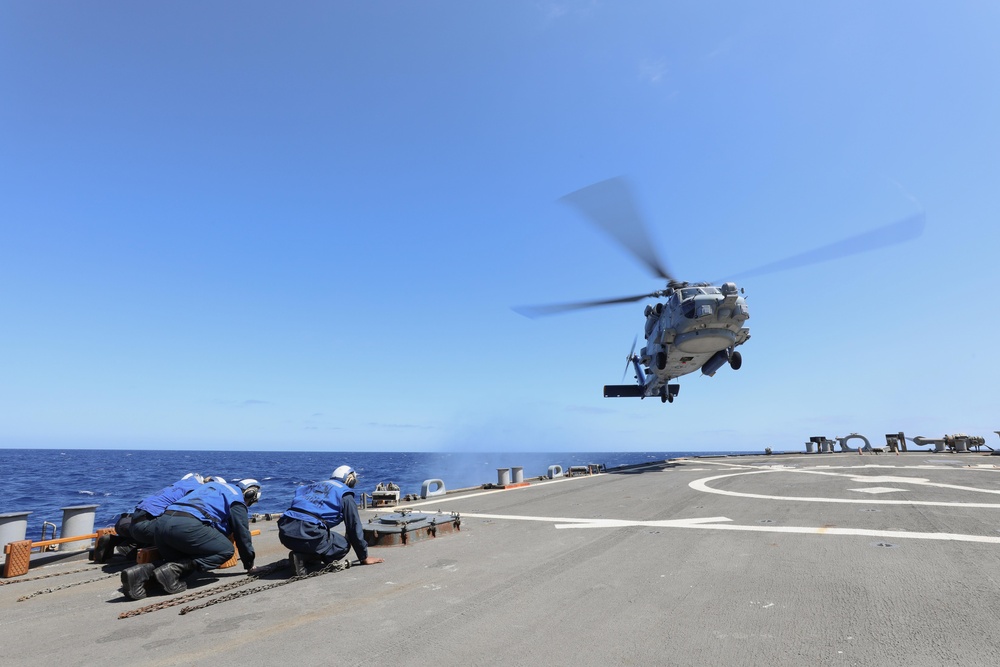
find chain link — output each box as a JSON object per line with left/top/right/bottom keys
{"left": 116, "top": 560, "right": 283, "bottom": 619}
{"left": 8, "top": 555, "right": 348, "bottom": 616}
{"left": 117, "top": 558, "right": 346, "bottom": 619}
{"left": 117, "top": 575, "right": 253, "bottom": 618}
{"left": 16, "top": 571, "right": 120, "bottom": 602}
{"left": 178, "top": 560, "right": 348, "bottom": 615}
{"left": 1, "top": 566, "right": 100, "bottom": 587}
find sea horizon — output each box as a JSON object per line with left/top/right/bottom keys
{"left": 1, "top": 448, "right": 763, "bottom": 540}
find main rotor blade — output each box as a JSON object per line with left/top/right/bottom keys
{"left": 513, "top": 291, "right": 663, "bottom": 318}
{"left": 720, "top": 213, "right": 926, "bottom": 283}
{"left": 560, "top": 177, "right": 674, "bottom": 282}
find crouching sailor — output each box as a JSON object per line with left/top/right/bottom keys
{"left": 97, "top": 473, "right": 205, "bottom": 563}
{"left": 278, "top": 465, "right": 384, "bottom": 576}
{"left": 120, "top": 478, "right": 261, "bottom": 600}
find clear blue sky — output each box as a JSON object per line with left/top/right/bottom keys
{"left": 2, "top": 2, "right": 997, "bottom": 452}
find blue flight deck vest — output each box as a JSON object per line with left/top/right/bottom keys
{"left": 136, "top": 475, "right": 203, "bottom": 517}
{"left": 167, "top": 481, "right": 245, "bottom": 535}
{"left": 284, "top": 480, "right": 353, "bottom": 528}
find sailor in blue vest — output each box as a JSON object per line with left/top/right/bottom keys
{"left": 120, "top": 478, "right": 261, "bottom": 600}
{"left": 278, "top": 465, "right": 384, "bottom": 576}
{"left": 96, "top": 473, "right": 205, "bottom": 563}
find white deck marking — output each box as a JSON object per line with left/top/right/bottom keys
{"left": 456, "top": 512, "right": 1000, "bottom": 544}
{"left": 401, "top": 458, "right": 1000, "bottom": 545}
{"left": 689, "top": 468, "right": 1000, "bottom": 508}
{"left": 849, "top": 487, "right": 905, "bottom": 494}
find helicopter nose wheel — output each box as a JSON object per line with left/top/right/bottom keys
{"left": 729, "top": 350, "right": 742, "bottom": 370}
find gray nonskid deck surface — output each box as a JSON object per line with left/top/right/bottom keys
{"left": 4, "top": 453, "right": 1000, "bottom": 666}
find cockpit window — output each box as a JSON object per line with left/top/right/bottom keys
{"left": 680, "top": 287, "right": 721, "bottom": 299}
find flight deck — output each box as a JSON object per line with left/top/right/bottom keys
{"left": 4, "top": 452, "right": 1000, "bottom": 666}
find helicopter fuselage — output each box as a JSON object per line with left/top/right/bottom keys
{"left": 613, "top": 281, "right": 750, "bottom": 401}
{"left": 522, "top": 176, "right": 921, "bottom": 405}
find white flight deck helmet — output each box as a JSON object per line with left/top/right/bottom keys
{"left": 237, "top": 479, "right": 262, "bottom": 506}
{"left": 182, "top": 473, "right": 205, "bottom": 484}
{"left": 205, "top": 476, "right": 227, "bottom": 484}
{"left": 331, "top": 465, "right": 357, "bottom": 488}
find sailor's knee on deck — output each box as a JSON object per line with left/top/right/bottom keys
{"left": 196, "top": 544, "right": 235, "bottom": 570}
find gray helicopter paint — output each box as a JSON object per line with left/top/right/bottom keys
{"left": 633, "top": 282, "right": 750, "bottom": 397}
{"left": 518, "top": 176, "right": 923, "bottom": 403}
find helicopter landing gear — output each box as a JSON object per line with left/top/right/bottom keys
{"left": 729, "top": 350, "right": 742, "bottom": 370}
{"left": 659, "top": 384, "right": 680, "bottom": 403}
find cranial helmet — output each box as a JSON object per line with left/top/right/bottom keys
{"left": 237, "top": 478, "right": 262, "bottom": 506}
{"left": 331, "top": 465, "right": 357, "bottom": 488}
{"left": 205, "top": 476, "right": 226, "bottom": 484}
{"left": 182, "top": 473, "right": 205, "bottom": 484}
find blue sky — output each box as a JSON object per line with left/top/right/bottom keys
{"left": 2, "top": 2, "right": 998, "bottom": 452}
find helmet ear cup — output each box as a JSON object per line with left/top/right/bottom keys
{"left": 236, "top": 478, "right": 261, "bottom": 504}
{"left": 331, "top": 465, "right": 357, "bottom": 486}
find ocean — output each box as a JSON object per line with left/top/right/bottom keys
{"left": 0, "top": 448, "right": 754, "bottom": 539}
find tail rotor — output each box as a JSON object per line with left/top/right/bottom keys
{"left": 621, "top": 335, "right": 639, "bottom": 382}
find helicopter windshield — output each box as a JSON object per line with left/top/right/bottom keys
{"left": 680, "top": 287, "right": 721, "bottom": 299}
{"left": 679, "top": 286, "right": 723, "bottom": 318}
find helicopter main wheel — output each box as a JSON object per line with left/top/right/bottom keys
{"left": 660, "top": 389, "right": 673, "bottom": 403}
{"left": 729, "top": 350, "right": 742, "bottom": 370}
{"left": 655, "top": 351, "right": 667, "bottom": 371}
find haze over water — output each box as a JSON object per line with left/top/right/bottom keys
{"left": 1, "top": 448, "right": 753, "bottom": 539}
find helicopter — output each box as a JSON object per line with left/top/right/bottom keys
{"left": 516, "top": 177, "right": 925, "bottom": 404}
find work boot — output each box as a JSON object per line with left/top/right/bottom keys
{"left": 120, "top": 563, "right": 156, "bottom": 600}
{"left": 93, "top": 534, "right": 119, "bottom": 563}
{"left": 153, "top": 560, "right": 196, "bottom": 595}
{"left": 289, "top": 551, "right": 309, "bottom": 577}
